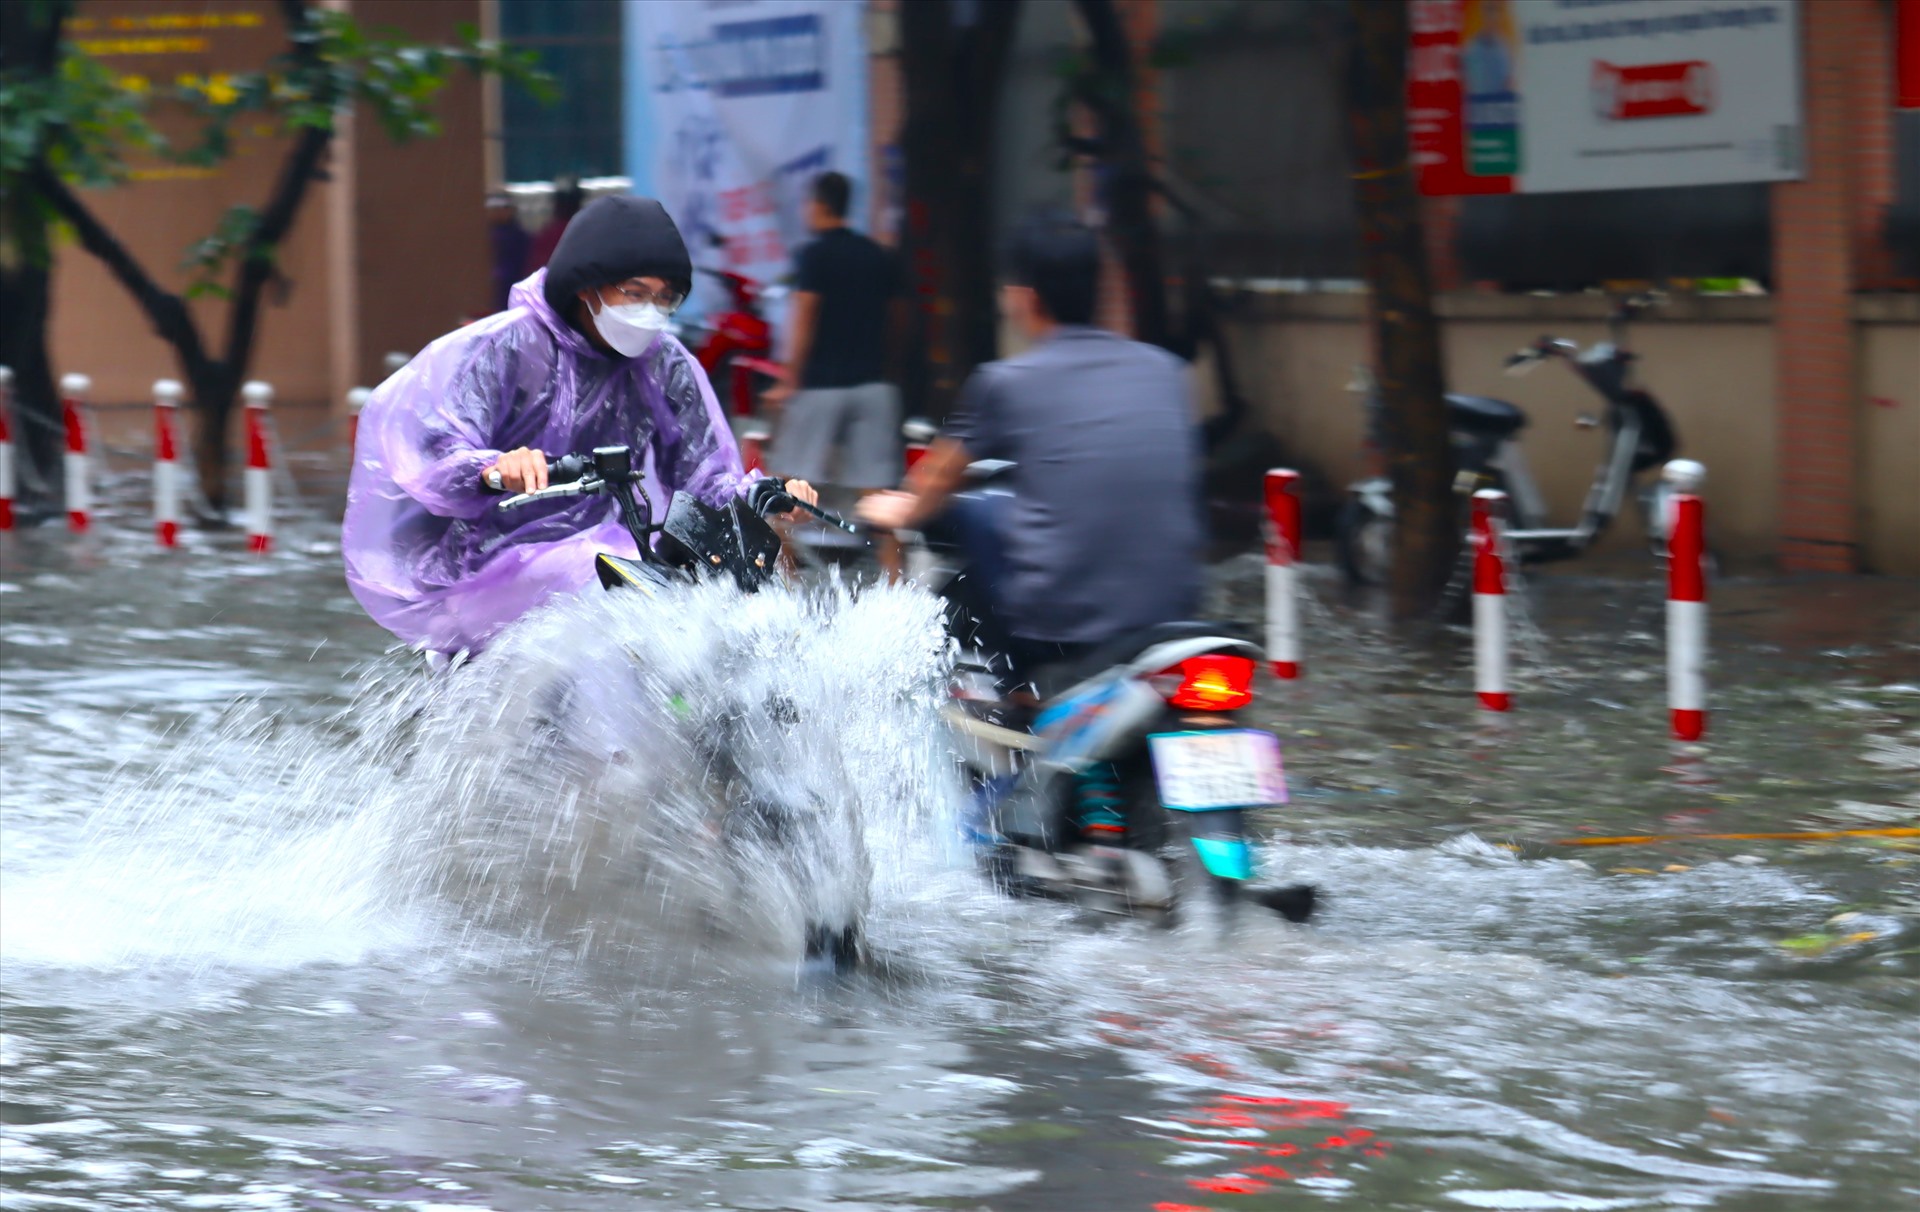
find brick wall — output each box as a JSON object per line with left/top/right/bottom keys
{"left": 1773, "top": 0, "right": 1876, "bottom": 572}
{"left": 867, "top": 0, "right": 903, "bottom": 246}
{"left": 1850, "top": 0, "right": 1903, "bottom": 288}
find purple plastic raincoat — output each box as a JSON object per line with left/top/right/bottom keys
{"left": 343, "top": 270, "right": 749, "bottom": 655}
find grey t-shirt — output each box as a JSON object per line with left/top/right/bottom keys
{"left": 944, "top": 326, "right": 1203, "bottom": 644}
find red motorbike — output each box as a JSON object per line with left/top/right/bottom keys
{"left": 678, "top": 265, "right": 783, "bottom": 473}
{"left": 684, "top": 267, "right": 783, "bottom": 416}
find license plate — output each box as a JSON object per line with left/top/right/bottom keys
{"left": 1148, "top": 729, "right": 1287, "bottom": 812}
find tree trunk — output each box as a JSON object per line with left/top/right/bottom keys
{"left": 898, "top": 0, "right": 1021, "bottom": 420}
{"left": 1070, "top": 0, "right": 1169, "bottom": 349}
{"left": 1342, "top": 0, "right": 1455, "bottom": 621}
{"left": 0, "top": 0, "right": 72, "bottom": 516}
{"left": 0, "top": 218, "right": 63, "bottom": 515}
{"left": 188, "top": 370, "right": 240, "bottom": 518}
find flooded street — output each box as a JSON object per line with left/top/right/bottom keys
{"left": 3, "top": 479, "right": 1917, "bottom": 1211}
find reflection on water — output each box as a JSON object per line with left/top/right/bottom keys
{"left": 2, "top": 490, "right": 1916, "bottom": 1210}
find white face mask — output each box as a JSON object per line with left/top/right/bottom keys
{"left": 587, "top": 294, "right": 672, "bottom": 357}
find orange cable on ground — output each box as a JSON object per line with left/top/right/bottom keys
{"left": 1552, "top": 827, "right": 1919, "bottom": 847}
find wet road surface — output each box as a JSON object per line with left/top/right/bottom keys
{"left": 2, "top": 474, "right": 1916, "bottom": 1211}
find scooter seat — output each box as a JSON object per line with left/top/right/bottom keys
{"left": 1035, "top": 620, "right": 1248, "bottom": 700}
{"left": 1446, "top": 393, "right": 1526, "bottom": 436}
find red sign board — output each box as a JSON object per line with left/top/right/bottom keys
{"left": 1592, "top": 59, "right": 1714, "bottom": 122}
{"left": 1408, "top": 0, "right": 1514, "bottom": 196}
{"left": 1900, "top": 0, "right": 1920, "bottom": 109}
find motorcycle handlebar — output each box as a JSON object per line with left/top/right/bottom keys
{"left": 484, "top": 451, "right": 600, "bottom": 510}
{"left": 494, "top": 479, "right": 598, "bottom": 511}
{"left": 1504, "top": 335, "right": 1583, "bottom": 375}
{"left": 1504, "top": 348, "right": 1545, "bottom": 376}
{"left": 746, "top": 477, "right": 858, "bottom": 533}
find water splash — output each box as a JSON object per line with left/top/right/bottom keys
{"left": 0, "top": 575, "right": 968, "bottom": 986}
{"left": 390, "top": 575, "right": 965, "bottom": 973}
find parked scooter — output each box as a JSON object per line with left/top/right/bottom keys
{"left": 490, "top": 445, "right": 866, "bottom": 970}
{"left": 904, "top": 468, "right": 1317, "bottom": 925}
{"left": 1336, "top": 292, "right": 1685, "bottom": 586}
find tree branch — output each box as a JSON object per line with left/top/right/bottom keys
{"left": 33, "top": 163, "right": 212, "bottom": 376}
{"left": 222, "top": 124, "right": 331, "bottom": 372}
{"left": 222, "top": 0, "right": 331, "bottom": 373}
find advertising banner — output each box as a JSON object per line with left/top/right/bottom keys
{"left": 1411, "top": 0, "right": 1802, "bottom": 195}
{"left": 625, "top": 0, "right": 868, "bottom": 302}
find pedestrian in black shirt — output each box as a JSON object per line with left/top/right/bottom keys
{"left": 766, "top": 171, "right": 906, "bottom": 578}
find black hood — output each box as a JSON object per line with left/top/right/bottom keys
{"left": 542, "top": 195, "right": 693, "bottom": 318}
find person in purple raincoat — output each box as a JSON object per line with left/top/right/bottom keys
{"left": 344, "top": 195, "right": 816, "bottom": 657}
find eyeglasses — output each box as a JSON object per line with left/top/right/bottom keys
{"left": 607, "top": 282, "right": 685, "bottom": 313}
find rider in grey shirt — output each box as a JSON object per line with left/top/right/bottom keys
{"left": 861, "top": 212, "right": 1203, "bottom": 668}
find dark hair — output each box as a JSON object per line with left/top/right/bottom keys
{"left": 811, "top": 171, "right": 851, "bottom": 220}
{"left": 1005, "top": 210, "right": 1099, "bottom": 325}
{"left": 554, "top": 175, "right": 585, "bottom": 217}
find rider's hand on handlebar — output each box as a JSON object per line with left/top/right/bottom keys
{"left": 858, "top": 490, "right": 915, "bottom": 531}
{"left": 483, "top": 447, "right": 548, "bottom": 494}
{"left": 744, "top": 476, "right": 821, "bottom": 523}
{"left": 784, "top": 479, "right": 819, "bottom": 512}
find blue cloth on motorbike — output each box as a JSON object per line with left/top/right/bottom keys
{"left": 941, "top": 325, "right": 1203, "bottom": 646}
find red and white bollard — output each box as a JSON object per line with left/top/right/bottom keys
{"left": 61, "top": 373, "right": 92, "bottom": 533}
{"left": 1664, "top": 460, "right": 1708, "bottom": 741}
{"left": 243, "top": 380, "right": 273, "bottom": 554}
{"left": 903, "top": 417, "right": 937, "bottom": 476}
{"left": 153, "top": 379, "right": 184, "bottom": 548}
{"left": 738, "top": 419, "right": 772, "bottom": 474}
{"left": 345, "top": 387, "right": 370, "bottom": 454}
{"left": 1471, "top": 488, "right": 1510, "bottom": 712}
{"left": 1263, "top": 468, "right": 1302, "bottom": 679}
{"left": 0, "top": 366, "right": 16, "bottom": 532}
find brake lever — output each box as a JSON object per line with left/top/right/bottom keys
{"left": 495, "top": 478, "right": 599, "bottom": 510}
{"left": 791, "top": 498, "right": 859, "bottom": 534}
{"left": 749, "top": 478, "right": 860, "bottom": 533}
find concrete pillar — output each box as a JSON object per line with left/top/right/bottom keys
{"left": 1772, "top": 0, "right": 1874, "bottom": 572}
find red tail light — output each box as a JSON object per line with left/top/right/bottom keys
{"left": 1154, "top": 654, "right": 1256, "bottom": 711}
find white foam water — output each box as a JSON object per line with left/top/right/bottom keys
{"left": 0, "top": 575, "right": 970, "bottom": 988}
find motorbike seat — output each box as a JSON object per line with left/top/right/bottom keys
{"left": 1446, "top": 393, "right": 1526, "bottom": 436}
{"left": 1035, "top": 620, "right": 1247, "bottom": 700}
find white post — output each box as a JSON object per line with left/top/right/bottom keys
{"left": 1263, "top": 468, "right": 1302, "bottom": 679}
{"left": 1472, "top": 489, "right": 1510, "bottom": 711}
{"left": 60, "top": 373, "right": 92, "bottom": 533}
{"left": 153, "top": 379, "right": 184, "bottom": 548}
{"left": 243, "top": 380, "right": 273, "bottom": 554}
{"left": 1664, "top": 460, "right": 1708, "bottom": 741}
{"left": 346, "top": 386, "right": 371, "bottom": 454}
{"left": 0, "top": 366, "right": 15, "bottom": 532}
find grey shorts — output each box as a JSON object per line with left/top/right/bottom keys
{"left": 767, "top": 382, "right": 902, "bottom": 489}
